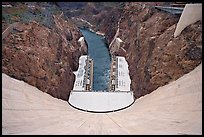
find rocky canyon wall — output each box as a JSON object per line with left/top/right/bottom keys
{"left": 3, "top": 2, "right": 201, "bottom": 101}
{"left": 102, "top": 3, "right": 202, "bottom": 98}
{"left": 61, "top": 2, "right": 123, "bottom": 44}
{"left": 2, "top": 13, "right": 87, "bottom": 101}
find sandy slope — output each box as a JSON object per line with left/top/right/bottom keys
{"left": 2, "top": 63, "right": 202, "bottom": 135}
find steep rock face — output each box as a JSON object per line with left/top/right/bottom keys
{"left": 62, "top": 2, "right": 123, "bottom": 44}
{"left": 107, "top": 3, "right": 202, "bottom": 98}
{"left": 94, "top": 8, "right": 122, "bottom": 44}
{"left": 2, "top": 14, "right": 87, "bottom": 101}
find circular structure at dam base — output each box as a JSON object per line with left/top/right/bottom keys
{"left": 68, "top": 91, "right": 135, "bottom": 113}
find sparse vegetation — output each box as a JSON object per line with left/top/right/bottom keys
{"left": 2, "top": 2, "right": 62, "bottom": 30}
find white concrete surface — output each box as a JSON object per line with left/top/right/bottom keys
{"left": 2, "top": 4, "right": 12, "bottom": 7}
{"left": 72, "top": 17, "right": 94, "bottom": 27}
{"left": 78, "top": 37, "right": 84, "bottom": 42}
{"left": 174, "top": 4, "right": 202, "bottom": 37}
{"left": 2, "top": 63, "right": 202, "bottom": 135}
{"left": 78, "top": 37, "right": 86, "bottom": 48}
{"left": 73, "top": 55, "right": 87, "bottom": 91}
{"left": 96, "top": 31, "right": 105, "bottom": 36}
{"left": 116, "top": 37, "right": 123, "bottom": 43}
{"left": 68, "top": 91, "right": 134, "bottom": 112}
{"left": 115, "top": 56, "right": 131, "bottom": 91}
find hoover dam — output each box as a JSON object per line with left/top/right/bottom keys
{"left": 2, "top": 2, "right": 202, "bottom": 135}
{"left": 2, "top": 63, "right": 202, "bottom": 134}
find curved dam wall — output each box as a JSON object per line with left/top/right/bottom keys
{"left": 2, "top": 63, "right": 202, "bottom": 134}
{"left": 174, "top": 4, "right": 202, "bottom": 37}
{"left": 68, "top": 91, "right": 134, "bottom": 112}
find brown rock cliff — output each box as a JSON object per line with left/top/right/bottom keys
{"left": 2, "top": 14, "right": 87, "bottom": 101}
{"left": 104, "top": 3, "right": 202, "bottom": 98}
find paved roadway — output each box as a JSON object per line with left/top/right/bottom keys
{"left": 155, "top": 6, "right": 183, "bottom": 14}
{"left": 2, "top": 63, "right": 202, "bottom": 135}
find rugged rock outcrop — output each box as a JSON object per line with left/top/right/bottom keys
{"left": 60, "top": 2, "right": 123, "bottom": 43}
{"left": 3, "top": 2, "right": 201, "bottom": 101}
{"left": 2, "top": 14, "right": 87, "bottom": 101}
{"left": 57, "top": 2, "right": 201, "bottom": 99}
{"left": 107, "top": 3, "right": 202, "bottom": 98}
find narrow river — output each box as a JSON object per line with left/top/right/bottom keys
{"left": 80, "top": 28, "right": 111, "bottom": 91}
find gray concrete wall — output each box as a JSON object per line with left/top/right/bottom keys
{"left": 174, "top": 4, "right": 202, "bottom": 37}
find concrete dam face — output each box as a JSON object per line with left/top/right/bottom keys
{"left": 2, "top": 63, "right": 202, "bottom": 135}
{"left": 2, "top": 2, "right": 202, "bottom": 135}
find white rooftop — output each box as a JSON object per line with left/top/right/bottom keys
{"left": 115, "top": 56, "right": 131, "bottom": 91}
{"left": 78, "top": 37, "right": 84, "bottom": 42}
{"left": 73, "top": 55, "right": 87, "bottom": 91}
{"left": 2, "top": 4, "right": 12, "bottom": 7}
{"left": 116, "top": 37, "right": 123, "bottom": 43}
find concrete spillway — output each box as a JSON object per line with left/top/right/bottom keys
{"left": 70, "top": 55, "right": 134, "bottom": 112}
{"left": 2, "top": 63, "right": 202, "bottom": 135}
